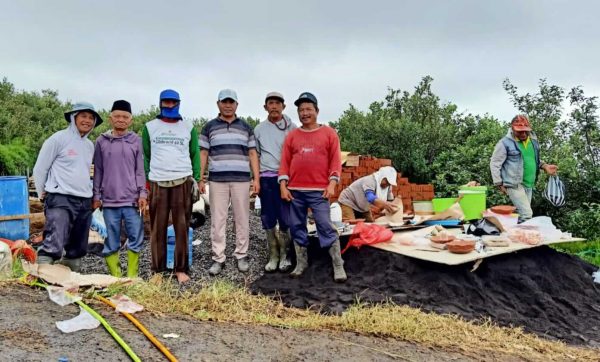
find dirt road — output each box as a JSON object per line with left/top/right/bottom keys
{"left": 1, "top": 284, "right": 482, "bottom": 362}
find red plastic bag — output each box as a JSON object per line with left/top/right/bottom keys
{"left": 342, "top": 222, "right": 393, "bottom": 254}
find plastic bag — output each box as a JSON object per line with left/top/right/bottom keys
{"left": 90, "top": 209, "right": 107, "bottom": 239}
{"left": 342, "top": 222, "right": 393, "bottom": 254}
{"left": 543, "top": 175, "right": 566, "bottom": 207}
{"left": 56, "top": 307, "right": 100, "bottom": 333}
{"left": 521, "top": 216, "right": 562, "bottom": 242}
{"left": 593, "top": 270, "right": 600, "bottom": 284}
{"left": 466, "top": 219, "right": 500, "bottom": 236}
{"left": 0, "top": 242, "right": 12, "bottom": 278}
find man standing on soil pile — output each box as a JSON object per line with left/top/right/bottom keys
{"left": 93, "top": 100, "right": 146, "bottom": 278}
{"left": 143, "top": 90, "right": 201, "bottom": 284}
{"left": 255, "top": 92, "right": 296, "bottom": 272}
{"left": 33, "top": 102, "right": 103, "bottom": 271}
{"left": 278, "top": 92, "right": 346, "bottom": 282}
{"left": 490, "top": 115, "right": 558, "bottom": 222}
{"left": 200, "top": 89, "right": 260, "bottom": 276}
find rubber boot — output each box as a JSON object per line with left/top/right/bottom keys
{"left": 127, "top": 250, "right": 139, "bottom": 278}
{"left": 58, "top": 258, "right": 82, "bottom": 273}
{"left": 290, "top": 243, "right": 308, "bottom": 278}
{"left": 328, "top": 239, "right": 347, "bottom": 283}
{"left": 264, "top": 228, "right": 280, "bottom": 272}
{"left": 104, "top": 253, "right": 122, "bottom": 277}
{"left": 278, "top": 230, "right": 292, "bottom": 272}
{"left": 36, "top": 255, "right": 54, "bottom": 265}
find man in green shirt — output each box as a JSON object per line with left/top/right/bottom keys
{"left": 490, "top": 115, "right": 558, "bottom": 222}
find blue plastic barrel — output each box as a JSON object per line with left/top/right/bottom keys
{"left": 166, "top": 225, "right": 193, "bottom": 269}
{"left": 0, "top": 176, "right": 29, "bottom": 240}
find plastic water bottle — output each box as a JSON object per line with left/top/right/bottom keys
{"left": 166, "top": 226, "right": 193, "bottom": 269}
{"left": 254, "top": 196, "right": 261, "bottom": 215}
{"left": 58, "top": 357, "right": 69, "bottom": 362}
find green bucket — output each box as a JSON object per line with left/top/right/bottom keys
{"left": 432, "top": 198, "right": 457, "bottom": 214}
{"left": 458, "top": 186, "right": 487, "bottom": 220}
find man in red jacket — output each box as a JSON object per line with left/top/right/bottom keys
{"left": 278, "top": 92, "right": 346, "bottom": 282}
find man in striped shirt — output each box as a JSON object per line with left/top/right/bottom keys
{"left": 200, "top": 89, "right": 260, "bottom": 275}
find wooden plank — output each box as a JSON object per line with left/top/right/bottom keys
{"left": 0, "top": 214, "right": 35, "bottom": 222}
{"left": 371, "top": 232, "right": 586, "bottom": 265}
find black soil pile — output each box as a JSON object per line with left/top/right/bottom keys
{"left": 251, "top": 244, "right": 600, "bottom": 346}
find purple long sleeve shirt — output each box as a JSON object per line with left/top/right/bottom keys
{"left": 93, "top": 131, "right": 148, "bottom": 207}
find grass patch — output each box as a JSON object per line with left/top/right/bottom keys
{"left": 113, "top": 276, "right": 598, "bottom": 361}
{"left": 553, "top": 240, "right": 600, "bottom": 267}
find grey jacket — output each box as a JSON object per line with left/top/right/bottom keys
{"left": 490, "top": 129, "right": 545, "bottom": 188}
{"left": 33, "top": 120, "right": 95, "bottom": 198}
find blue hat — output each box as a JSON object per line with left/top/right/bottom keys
{"left": 218, "top": 89, "right": 238, "bottom": 102}
{"left": 294, "top": 92, "right": 318, "bottom": 107}
{"left": 64, "top": 102, "right": 103, "bottom": 127}
{"left": 160, "top": 89, "right": 180, "bottom": 101}
{"left": 158, "top": 89, "right": 182, "bottom": 120}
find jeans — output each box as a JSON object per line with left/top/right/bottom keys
{"left": 38, "top": 193, "right": 92, "bottom": 260}
{"left": 102, "top": 206, "right": 144, "bottom": 256}
{"left": 289, "top": 190, "right": 338, "bottom": 248}
{"left": 258, "top": 176, "right": 290, "bottom": 231}
{"left": 506, "top": 184, "right": 533, "bottom": 223}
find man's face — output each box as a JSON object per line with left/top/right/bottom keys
{"left": 297, "top": 102, "right": 318, "bottom": 126}
{"left": 110, "top": 110, "right": 133, "bottom": 131}
{"left": 161, "top": 99, "right": 179, "bottom": 108}
{"left": 513, "top": 129, "right": 529, "bottom": 141}
{"left": 218, "top": 99, "right": 238, "bottom": 118}
{"left": 74, "top": 111, "right": 95, "bottom": 135}
{"left": 264, "top": 99, "right": 285, "bottom": 120}
{"left": 380, "top": 178, "right": 390, "bottom": 189}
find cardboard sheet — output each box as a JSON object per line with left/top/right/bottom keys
{"left": 370, "top": 229, "right": 585, "bottom": 265}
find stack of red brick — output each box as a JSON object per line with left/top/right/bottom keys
{"left": 332, "top": 154, "right": 434, "bottom": 215}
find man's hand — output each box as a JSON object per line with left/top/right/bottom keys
{"left": 251, "top": 179, "right": 260, "bottom": 197}
{"left": 40, "top": 192, "right": 47, "bottom": 202}
{"left": 138, "top": 198, "right": 147, "bottom": 212}
{"left": 199, "top": 180, "right": 206, "bottom": 194}
{"left": 322, "top": 180, "right": 337, "bottom": 199}
{"left": 374, "top": 199, "right": 398, "bottom": 213}
{"left": 92, "top": 200, "right": 102, "bottom": 210}
{"left": 497, "top": 185, "right": 507, "bottom": 195}
{"left": 542, "top": 164, "right": 558, "bottom": 175}
{"left": 280, "top": 182, "right": 294, "bottom": 202}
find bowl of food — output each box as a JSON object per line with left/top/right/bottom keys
{"left": 446, "top": 240, "right": 476, "bottom": 254}
{"left": 429, "top": 234, "right": 456, "bottom": 244}
{"left": 490, "top": 205, "right": 517, "bottom": 215}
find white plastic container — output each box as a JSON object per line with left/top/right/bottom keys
{"left": 330, "top": 202, "right": 342, "bottom": 223}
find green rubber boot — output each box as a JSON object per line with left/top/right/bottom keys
{"left": 58, "top": 258, "right": 82, "bottom": 273}
{"left": 290, "top": 243, "right": 308, "bottom": 278}
{"left": 264, "top": 228, "right": 280, "bottom": 272}
{"left": 105, "top": 253, "right": 122, "bottom": 277}
{"left": 127, "top": 250, "right": 139, "bottom": 278}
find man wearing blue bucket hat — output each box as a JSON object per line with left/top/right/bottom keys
{"left": 143, "top": 89, "right": 201, "bottom": 284}
{"left": 33, "top": 102, "right": 103, "bottom": 272}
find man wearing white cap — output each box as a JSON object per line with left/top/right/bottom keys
{"left": 254, "top": 92, "right": 296, "bottom": 272}
{"left": 200, "top": 89, "right": 260, "bottom": 275}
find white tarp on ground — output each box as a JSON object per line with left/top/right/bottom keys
{"left": 370, "top": 228, "right": 585, "bottom": 265}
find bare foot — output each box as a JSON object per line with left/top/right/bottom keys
{"left": 176, "top": 272, "right": 190, "bottom": 284}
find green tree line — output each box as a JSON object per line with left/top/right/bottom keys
{"left": 1, "top": 76, "right": 598, "bottom": 240}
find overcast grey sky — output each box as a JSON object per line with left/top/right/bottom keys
{"left": 2, "top": 1, "right": 599, "bottom": 123}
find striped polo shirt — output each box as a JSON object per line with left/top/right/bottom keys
{"left": 200, "top": 117, "right": 256, "bottom": 182}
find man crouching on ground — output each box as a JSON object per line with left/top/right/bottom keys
{"left": 33, "top": 102, "right": 103, "bottom": 272}
{"left": 278, "top": 92, "right": 346, "bottom": 282}
{"left": 93, "top": 100, "right": 146, "bottom": 278}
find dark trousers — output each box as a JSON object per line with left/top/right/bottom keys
{"left": 149, "top": 180, "right": 192, "bottom": 273}
{"left": 38, "top": 193, "right": 92, "bottom": 260}
{"left": 259, "top": 176, "right": 290, "bottom": 231}
{"left": 289, "top": 190, "right": 337, "bottom": 248}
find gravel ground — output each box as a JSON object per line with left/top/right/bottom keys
{"left": 80, "top": 209, "right": 272, "bottom": 288}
